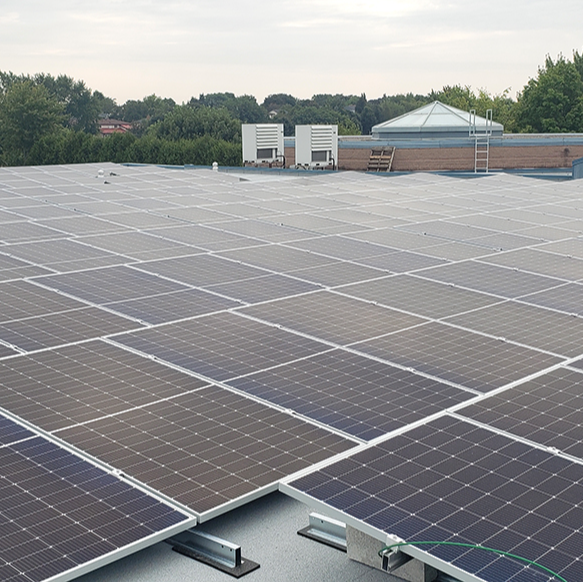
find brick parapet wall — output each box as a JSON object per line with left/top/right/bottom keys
{"left": 285, "top": 144, "right": 583, "bottom": 172}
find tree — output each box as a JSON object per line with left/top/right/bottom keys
{"left": 147, "top": 105, "right": 241, "bottom": 142}
{"left": 0, "top": 81, "right": 64, "bottom": 165}
{"left": 516, "top": 54, "right": 583, "bottom": 133}
{"left": 192, "top": 93, "right": 268, "bottom": 124}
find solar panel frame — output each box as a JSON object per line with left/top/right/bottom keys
{"left": 240, "top": 290, "right": 427, "bottom": 346}
{"left": 283, "top": 415, "right": 583, "bottom": 582}
{"left": 115, "top": 311, "right": 331, "bottom": 382}
{"left": 0, "top": 414, "right": 195, "bottom": 583}
{"left": 54, "top": 385, "right": 356, "bottom": 516}
{"left": 446, "top": 301, "right": 583, "bottom": 358}
{"left": 353, "top": 321, "right": 561, "bottom": 393}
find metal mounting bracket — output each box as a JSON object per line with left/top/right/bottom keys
{"left": 297, "top": 512, "right": 347, "bottom": 551}
{"left": 167, "top": 529, "right": 259, "bottom": 578}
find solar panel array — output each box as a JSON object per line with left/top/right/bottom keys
{"left": 1, "top": 162, "right": 583, "bottom": 580}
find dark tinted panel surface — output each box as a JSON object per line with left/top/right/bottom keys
{"left": 459, "top": 368, "right": 583, "bottom": 460}
{"left": 115, "top": 312, "right": 329, "bottom": 381}
{"left": 36, "top": 265, "right": 188, "bottom": 304}
{"left": 56, "top": 386, "right": 355, "bottom": 513}
{"left": 354, "top": 321, "right": 561, "bottom": 392}
{"left": 0, "top": 341, "right": 207, "bottom": 431}
{"left": 0, "top": 431, "right": 191, "bottom": 582}
{"left": 241, "top": 291, "right": 426, "bottom": 345}
{"left": 228, "top": 349, "right": 473, "bottom": 440}
{"left": 419, "top": 260, "right": 561, "bottom": 298}
{"left": 0, "top": 307, "right": 142, "bottom": 352}
{"left": 447, "top": 301, "right": 583, "bottom": 358}
{"left": 288, "top": 416, "right": 583, "bottom": 582}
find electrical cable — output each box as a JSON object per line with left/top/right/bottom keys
{"left": 378, "top": 540, "right": 566, "bottom": 582}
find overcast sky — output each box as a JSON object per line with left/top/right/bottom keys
{"left": 2, "top": 1, "right": 582, "bottom": 104}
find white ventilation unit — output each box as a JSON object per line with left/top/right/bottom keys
{"left": 295, "top": 125, "right": 338, "bottom": 169}
{"left": 242, "top": 124, "right": 284, "bottom": 165}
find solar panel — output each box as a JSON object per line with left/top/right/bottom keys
{"left": 0, "top": 414, "right": 194, "bottom": 582}
{"left": 55, "top": 385, "right": 355, "bottom": 515}
{"left": 4, "top": 239, "right": 121, "bottom": 272}
{"left": 227, "top": 348, "right": 474, "bottom": 440}
{"left": 115, "top": 312, "right": 329, "bottom": 381}
{"left": 78, "top": 231, "right": 194, "bottom": 261}
{"left": 339, "top": 275, "right": 499, "bottom": 319}
{"left": 2, "top": 163, "right": 583, "bottom": 581}
{"left": 519, "top": 282, "right": 583, "bottom": 314}
{"left": 241, "top": 291, "right": 426, "bottom": 345}
{"left": 459, "top": 367, "right": 583, "bottom": 460}
{"left": 0, "top": 280, "right": 87, "bottom": 323}
{"left": 0, "top": 307, "right": 143, "bottom": 352}
{"left": 480, "top": 247, "right": 583, "bottom": 281}
{"left": 106, "top": 288, "right": 242, "bottom": 325}
{"left": 0, "top": 221, "right": 64, "bottom": 243}
{"left": 0, "top": 340, "right": 208, "bottom": 432}
{"left": 38, "top": 215, "right": 127, "bottom": 235}
{"left": 36, "top": 265, "right": 187, "bottom": 304}
{"left": 418, "top": 260, "right": 562, "bottom": 298}
{"left": 288, "top": 235, "right": 397, "bottom": 261}
{"left": 220, "top": 244, "right": 337, "bottom": 272}
{"left": 446, "top": 301, "right": 583, "bottom": 358}
{"left": 290, "top": 261, "right": 388, "bottom": 287}
{"left": 284, "top": 415, "right": 583, "bottom": 582}
{"left": 354, "top": 321, "right": 561, "bottom": 392}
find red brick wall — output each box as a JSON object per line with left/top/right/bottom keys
{"left": 284, "top": 145, "right": 583, "bottom": 172}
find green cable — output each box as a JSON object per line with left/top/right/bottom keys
{"left": 378, "top": 540, "right": 566, "bottom": 582}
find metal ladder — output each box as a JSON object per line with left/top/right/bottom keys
{"left": 469, "top": 109, "right": 492, "bottom": 173}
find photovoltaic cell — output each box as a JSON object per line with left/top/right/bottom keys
{"left": 480, "top": 248, "right": 583, "bottom": 281}
{"left": 0, "top": 221, "right": 64, "bottom": 243}
{"left": 0, "top": 307, "right": 143, "bottom": 352}
{"left": 518, "top": 282, "right": 583, "bottom": 315}
{"left": 115, "top": 312, "right": 329, "bottom": 381}
{"left": 288, "top": 235, "right": 397, "bottom": 261}
{"left": 228, "top": 349, "right": 474, "bottom": 440}
{"left": 55, "top": 385, "right": 355, "bottom": 514}
{"left": 2, "top": 239, "right": 121, "bottom": 273}
{"left": 354, "top": 321, "right": 561, "bottom": 393}
{"left": 0, "top": 340, "right": 208, "bottom": 432}
{"left": 241, "top": 291, "right": 426, "bottom": 345}
{"left": 285, "top": 415, "right": 583, "bottom": 582}
{"left": 78, "top": 231, "right": 194, "bottom": 261}
{"left": 0, "top": 426, "right": 192, "bottom": 582}
{"left": 0, "top": 415, "right": 34, "bottom": 446}
{"left": 219, "top": 244, "right": 336, "bottom": 273}
{"left": 339, "top": 275, "right": 499, "bottom": 319}
{"left": 459, "top": 367, "right": 583, "bottom": 460}
{"left": 418, "top": 260, "right": 562, "bottom": 298}
{"left": 358, "top": 250, "right": 448, "bottom": 272}
{"left": 145, "top": 224, "right": 260, "bottom": 250}
{"left": 106, "top": 288, "right": 242, "bottom": 325}
{"left": 0, "top": 273, "right": 90, "bottom": 323}
{"left": 134, "top": 253, "right": 268, "bottom": 287}
{"left": 207, "top": 273, "right": 321, "bottom": 304}
{"left": 36, "top": 265, "right": 187, "bottom": 304}
{"left": 38, "top": 215, "right": 127, "bottom": 235}
{"left": 446, "top": 301, "right": 583, "bottom": 358}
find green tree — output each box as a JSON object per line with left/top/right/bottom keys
{"left": 261, "top": 93, "right": 297, "bottom": 112}
{"left": 147, "top": 105, "right": 241, "bottom": 142}
{"left": 0, "top": 81, "right": 64, "bottom": 165}
{"left": 192, "top": 93, "right": 268, "bottom": 123}
{"left": 516, "top": 54, "right": 583, "bottom": 132}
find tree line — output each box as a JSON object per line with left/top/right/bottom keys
{"left": 2, "top": 51, "right": 583, "bottom": 167}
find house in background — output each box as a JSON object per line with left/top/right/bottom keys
{"left": 98, "top": 118, "right": 133, "bottom": 136}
